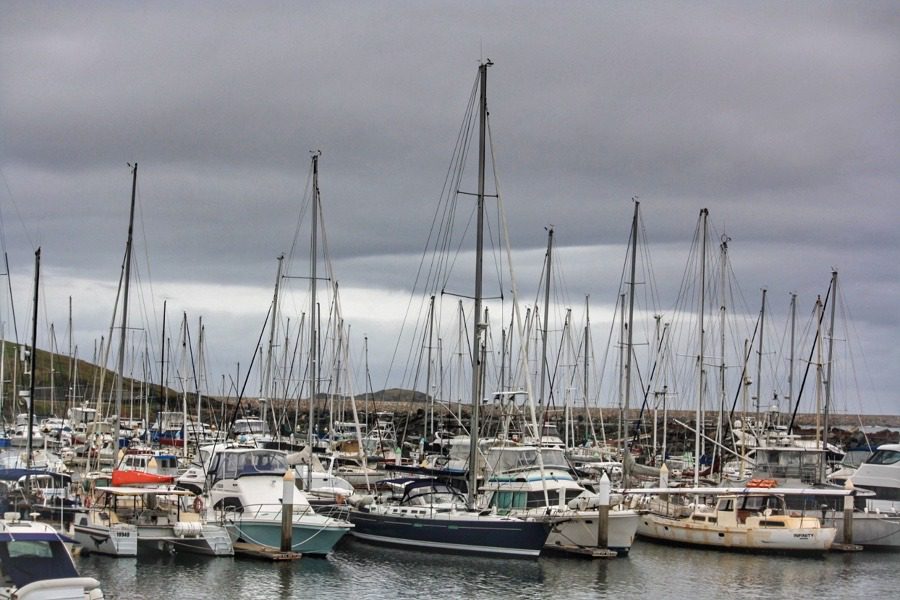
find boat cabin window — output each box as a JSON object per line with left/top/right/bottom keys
{"left": 718, "top": 498, "right": 734, "bottom": 512}
{"left": 0, "top": 538, "right": 79, "bottom": 586}
{"left": 212, "top": 451, "right": 287, "bottom": 480}
{"left": 157, "top": 456, "right": 178, "bottom": 469}
{"left": 865, "top": 449, "right": 900, "bottom": 466}
{"left": 564, "top": 489, "right": 585, "bottom": 505}
{"left": 233, "top": 420, "right": 270, "bottom": 435}
{"left": 7, "top": 540, "right": 53, "bottom": 558}
{"left": 404, "top": 483, "right": 462, "bottom": 506}
{"left": 490, "top": 491, "right": 527, "bottom": 512}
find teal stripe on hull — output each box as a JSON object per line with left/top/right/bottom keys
{"left": 228, "top": 522, "right": 348, "bottom": 555}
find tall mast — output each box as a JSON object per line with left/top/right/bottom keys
{"left": 715, "top": 235, "right": 729, "bottom": 477}
{"left": 308, "top": 151, "right": 321, "bottom": 453}
{"left": 623, "top": 201, "right": 638, "bottom": 486}
{"left": 263, "top": 254, "right": 285, "bottom": 428}
{"left": 67, "top": 296, "right": 73, "bottom": 407}
{"left": 116, "top": 162, "right": 138, "bottom": 452}
{"left": 755, "top": 288, "right": 767, "bottom": 430}
{"left": 695, "top": 208, "right": 708, "bottom": 487}
{"left": 788, "top": 292, "right": 797, "bottom": 410}
{"left": 425, "top": 295, "right": 435, "bottom": 437}
{"left": 26, "top": 247, "right": 40, "bottom": 471}
{"left": 822, "top": 270, "right": 838, "bottom": 481}
{"left": 538, "top": 226, "right": 554, "bottom": 416}
{"left": 157, "top": 298, "right": 168, "bottom": 443}
{"left": 467, "top": 60, "right": 491, "bottom": 507}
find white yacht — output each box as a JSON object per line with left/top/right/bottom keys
{"left": 205, "top": 447, "right": 352, "bottom": 555}
{"left": 480, "top": 445, "right": 639, "bottom": 556}
{"left": 821, "top": 443, "right": 900, "bottom": 548}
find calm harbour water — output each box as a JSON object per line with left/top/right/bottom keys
{"left": 75, "top": 537, "right": 897, "bottom": 599}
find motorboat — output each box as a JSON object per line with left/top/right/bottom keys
{"left": 92, "top": 485, "right": 233, "bottom": 556}
{"left": 0, "top": 512, "right": 103, "bottom": 599}
{"left": 480, "top": 445, "right": 638, "bottom": 555}
{"left": 205, "top": 447, "right": 352, "bottom": 555}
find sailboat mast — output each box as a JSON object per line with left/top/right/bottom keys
{"left": 695, "top": 208, "right": 708, "bottom": 487}
{"left": 425, "top": 295, "right": 435, "bottom": 438}
{"left": 308, "top": 151, "right": 320, "bottom": 453}
{"left": 788, "top": 292, "right": 797, "bottom": 410}
{"left": 822, "top": 270, "right": 838, "bottom": 481}
{"left": 116, "top": 162, "right": 138, "bottom": 451}
{"left": 755, "top": 288, "right": 766, "bottom": 429}
{"left": 538, "top": 226, "right": 553, "bottom": 415}
{"left": 623, "top": 201, "right": 639, "bottom": 485}
{"left": 467, "top": 60, "right": 490, "bottom": 507}
{"left": 26, "top": 247, "right": 40, "bottom": 471}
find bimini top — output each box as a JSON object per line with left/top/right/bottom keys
{"left": 0, "top": 520, "right": 79, "bottom": 588}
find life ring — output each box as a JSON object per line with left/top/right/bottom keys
{"left": 193, "top": 496, "right": 204, "bottom": 512}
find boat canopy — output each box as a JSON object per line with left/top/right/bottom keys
{"left": 0, "top": 531, "right": 80, "bottom": 587}
{"left": 210, "top": 449, "right": 288, "bottom": 481}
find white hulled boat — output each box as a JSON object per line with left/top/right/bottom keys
{"left": 205, "top": 447, "right": 352, "bottom": 555}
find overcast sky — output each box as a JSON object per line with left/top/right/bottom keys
{"left": 1, "top": 1, "right": 897, "bottom": 418}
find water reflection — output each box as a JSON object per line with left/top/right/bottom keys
{"left": 75, "top": 537, "right": 897, "bottom": 599}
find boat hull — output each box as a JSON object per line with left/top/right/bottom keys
{"left": 71, "top": 520, "right": 138, "bottom": 557}
{"left": 823, "top": 511, "right": 900, "bottom": 549}
{"left": 545, "top": 510, "right": 639, "bottom": 555}
{"left": 224, "top": 518, "right": 351, "bottom": 555}
{"left": 347, "top": 510, "right": 549, "bottom": 558}
{"left": 136, "top": 523, "right": 234, "bottom": 556}
{"left": 637, "top": 513, "right": 835, "bottom": 552}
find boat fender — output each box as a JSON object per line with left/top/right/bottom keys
{"left": 193, "top": 496, "right": 204, "bottom": 512}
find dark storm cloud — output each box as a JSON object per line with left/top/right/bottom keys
{"left": 1, "top": 1, "right": 897, "bottom": 413}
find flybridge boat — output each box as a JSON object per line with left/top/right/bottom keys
{"left": 347, "top": 478, "right": 550, "bottom": 558}
{"left": 480, "top": 445, "right": 638, "bottom": 556}
{"left": 0, "top": 513, "right": 104, "bottom": 599}
{"left": 819, "top": 443, "right": 900, "bottom": 549}
{"left": 205, "top": 447, "right": 352, "bottom": 555}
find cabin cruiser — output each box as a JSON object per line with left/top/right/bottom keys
{"left": 205, "top": 447, "right": 352, "bottom": 555}
{"left": 480, "top": 445, "right": 638, "bottom": 555}
{"left": 819, "top": 443, "right": 900, "bottom": 548}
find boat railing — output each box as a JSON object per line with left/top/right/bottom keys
{"left": 225, "top": 502, "right": 323, "bottom": 522}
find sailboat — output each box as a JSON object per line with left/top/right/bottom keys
{"left": 346, "top": 61, "right": 550, "bottom": 558}
{"left": 633, "top": 211, "right": 846, "bottom": 553}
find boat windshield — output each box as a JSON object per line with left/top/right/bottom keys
{"left": 403, "top": 483, "right": 465, "bottom": 506}
{"left": 233, "top": 420, "right": 270, "bottom": 435}
{"left": 0, "top": 537, "right": 79, "bottom": 587}
{"left": 864, "top": 449, "right": 900, "bottom": 466}
{"left": 212, "top": 450, "right": 287, "bottom": 480}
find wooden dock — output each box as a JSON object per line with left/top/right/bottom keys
{"left": 233, "top": 542, "right": 302, "bottom": 561}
